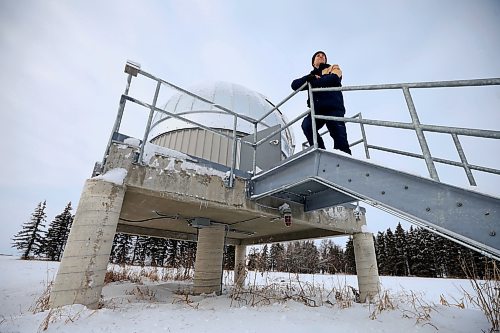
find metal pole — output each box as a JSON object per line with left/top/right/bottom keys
{"left": 253, "top": 123, "right": 258, "bottom": 175}
{"left": 255, "top": 108, "right": 310, "bottom": 147}
{"left": 256, "top": 82, "right": 307, "bottom": 123}
{"left": 314, "top": 114, "right": 500, "bottom": 139}
{"left": 138, "top": 69, "right": 258, "bottom": 125}
{"left": 402, "top": 86, "right": 440, "bottom": 181}
{"left": 358, "top": 113, "right": 370, "bottom": 159}
{"left": 228, "top": 115, "right": 238, "bottom": 187}
{"left": 312, "top": 77, "right": 500, "bottom": 92}
{"left": 307, "top": 83, "right": 319, "bottom": 149}
{"left": 138, "top": 81, "right": 161, "bottom": 164}
{"left": 451, "top": 133, "right": 476, "bottom": 186}
{"left": 102, "top": 73, "right": 133, "bottom": 166}
{"left": 124, "top": 95, "right": 235, "bottom": 140}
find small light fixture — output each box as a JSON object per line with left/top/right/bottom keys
{"left": 279, "top": 203, "right": 292, "bottom": 227}
{"left": 124, "top": 60, "right": 141, "bottom": 77}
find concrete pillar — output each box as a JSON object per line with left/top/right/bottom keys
{"left": 234, "top": 244, "right": 246, "bottom": 287}
{"left": 49, "top": 179, "right": 125, "bottom": 309}
{"left": 193, "top": 225, "right": 226, "bottom": 295}
{"left": 353, "top": 232, "right": 380, "bottom": 303}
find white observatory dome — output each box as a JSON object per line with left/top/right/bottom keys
{"left": 149, "top": 82, "right": 295, "bottom": 168}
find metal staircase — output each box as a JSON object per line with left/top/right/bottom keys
{"left": 247, "top": 78, "right": 500, "bottom": 260}
{"left": 249, "top": 147, "right": 500, "bottom": 259}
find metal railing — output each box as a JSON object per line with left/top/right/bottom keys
{"left": 103, "top": 61, "right": 500, "bottom": 190}
{"left": 102, "top": 61, "right": 292, "bottom": 187}
{"left": 306, "top": 78, "right": 500, "bottom": 185}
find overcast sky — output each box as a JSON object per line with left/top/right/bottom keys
{"left": 1, "top": 0, "right": 499, "bottom": 255}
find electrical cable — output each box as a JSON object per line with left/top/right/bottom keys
{"left": 119, "top": 210, "right": 181, "bottom": 223}
{"left": 120, "top": 211, "right": 262, "bottom": 236}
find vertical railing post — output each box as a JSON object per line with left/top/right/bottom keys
{"left": 307, "top": 83, "right": 319, "bottom": 149}
{"left": 451, "top": 133, "right": 476, "bottom": 186}
{"left": 138, "top": 80, "right": 161, "bottom": 164}
{"left": 402, "top": 86, "right": 440, "bottom": 181}
{"left": 358, "top": 113, "right": 370, "bottom": 159}
{"left": 102, "top": 73, "right": 133, "bottom": 166}
{"left": 252, "top": 123, "right": 258, "bottom": 175}
{"left": 228, "top": 115, "right": 238, "bottom": 187}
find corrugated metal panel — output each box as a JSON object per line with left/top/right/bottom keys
{"left": 148, "top": 82, "right": 295, "bottom": 157}
{"left": 152, "top": 129, "right": 240, "bottom": 167}
{"left": 195, "top": 130, "right": 204, "bottom": 157}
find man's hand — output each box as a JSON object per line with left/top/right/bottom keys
{"left": 322, "top": 64, "right": 342, "bottom": 78}
{"left": 306, "top": 74, "right": 321, "bottom": 82}
{"left": 331, "top": 64, "right": 342, "bottom": 78}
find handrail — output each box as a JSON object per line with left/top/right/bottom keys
{"left": 101, "top": 62, "right": 304, "bottom": 186}
{"left": 103, "top": 61, "right": 499, "bottom": 190}
{"left": 312, "top": 78, "right": 500, "bottom": 91}
{"left": 303, "top": 78, "right": 500, "bottom": 185}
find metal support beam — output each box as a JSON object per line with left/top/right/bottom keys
{"left": 402, "top": 87, "right": 439, "bottom": 181}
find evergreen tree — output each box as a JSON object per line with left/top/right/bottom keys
{"left": 344, "top": 237, "right": 356, "bottom": 274}
{"left": 44, "top": 202, "right": 73, "bottom": 261}
{"left": 147, "top": 237, "right": 165, "bottom": 267}
{"left": 319, "top": 239, "right": 333, "bottom": 274}
{"left": 375, "top": 231, "right": 388, "bottom": 275}
{"left": 12, "top": 201, "right": 48, "bottom": 259}
{"left": 284, "top": 242, "right": 298, "bottom": 273}
{"left": 286, "top": 241, "right": 316, "bottom": 274}
{"left": 330, "top": 243, "right": 346, "bottom": 274}
{"left": 178, "top": 241, "right": 196, "bottom": 272}
{"left": 224, "top": 245, "right": 235, "bottom": 270}
{"left": 423, "top": 229, "right": 438, "bottom": 277}
{"left": 410, "top": 228, "right": 436, "bottom": 277}
{"left": 433, "top": 233, "right": 451, "bottom": 277}
{"left": 259, "top": 244, "right": 270, "bottom": 271}
{"left": 301, "top": 240, "right": 320, "bottom": 274}
{"left": 247, "top": 248, "right": 260, "bottom": 270}
{"left": 165, "top": 239, "right": 179, "bottom": 268}
{"left": 111, "top": 233, "right": 133, "bottom": 264}
{"left": 394, "top": 223, "right": 408, "bottom": 276}
{"left": 269, "top": 243, "right": 285, "bottom": 272}
{"left": 404, "top": 227, "right": 414, "bottom": 276}
{"left": 131, "top": 236, "right": 148, "bottom": 266}
{"left": 384, "top": 228, "right": 396, "bottom": 275}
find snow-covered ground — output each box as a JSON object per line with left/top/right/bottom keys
{"left": 0, "top": 255, "right": 491, "bottom": 333}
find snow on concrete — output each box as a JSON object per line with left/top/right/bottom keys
{"left": 143, "top": 141, "right": 195, "bottom": 164}
{"left": 92, "top": 168, "right": 128, "bottom": 185}
{"left": 324, "top": 206, "right": 349, "bottom": 221}
{"left": 120, "top": 139, "right": 230, "bottom": 180}
{"left": 124, "top": 137, "right": 141, "bottom": 147}
{"left": 0, "top": 255, "right": 490, "bottom": 333}
{"left": 176, "top": 159, "right": 228, "bottom": 179}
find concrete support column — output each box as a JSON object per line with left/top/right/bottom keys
{"left": 353, "top": 232, "right": 380, "bottom": 303}
{"left": 234, "top": 244, "right": 246, "bottom": 287}
{"left": 49, "top": 179, "right": 125, "bottom": 309}
{"left": 193, "top": 225, "right": 226, "bottom": 295}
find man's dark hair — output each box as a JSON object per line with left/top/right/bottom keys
{"left": 312, "top": 51, "right": 327, "bottom": 66}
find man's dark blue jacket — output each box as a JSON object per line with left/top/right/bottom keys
{"left": 291, "top": 63, "right": 345, "bottom": 115}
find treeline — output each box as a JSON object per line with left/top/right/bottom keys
{"left": 11, "top": 201, "right": 74, "bottom": 261}
{"left": 246, "top": 223, "right": 495, "bottom": 279}
{"left": 13, "top": 202, "right": 496, "bottom": 279}
{"left": 247, "top": 240, "right": 355, "bottom": 274}
{"left": 374, "top": 223, "right": 494, "bottom": 279}
{"left": 109, "top": 233, "right": 201, "bottom": 269}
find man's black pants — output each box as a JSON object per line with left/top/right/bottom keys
{"left": 301, "top": 112, "right": 351, "bottom": 155}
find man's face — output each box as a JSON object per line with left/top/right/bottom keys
{"left": 313, "top": 52, "right": 326, "bottom": 68}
